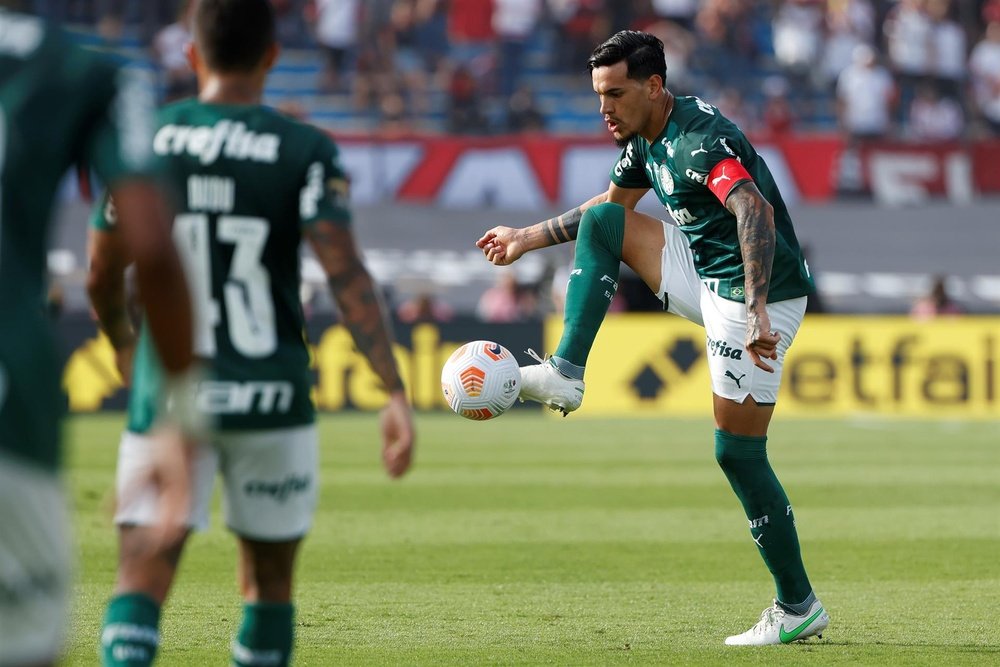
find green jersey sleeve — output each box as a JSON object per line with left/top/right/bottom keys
{"left": 83, "top": 66, "right": 158, "bottom": 186}
{"left": 88, "top": 190, "right": 116, "bottom": 231}
{"left": 674, "top": 118, "right": 753, "bottom": 198}
{"left": 609, "top": 140, "right": 652, "bottom": 190}
{"left": 299, "top": 132, "right": 352, "bottom": 228}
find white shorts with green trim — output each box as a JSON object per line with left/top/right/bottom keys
{"left": 655, "top": 220, "right": 807, "bottom": 404}
{"left": 114, "top": 425, "right": 318, "bottom": 541}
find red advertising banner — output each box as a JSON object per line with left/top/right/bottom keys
{"left": 331, "top": 134, "right": 1000, "bottom": 208}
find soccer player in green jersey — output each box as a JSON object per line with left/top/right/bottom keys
{"left": 477, "top": 31, "right": 828, "bottom": 646}
{"left": 0, "top": 6, "right": 199, "bottom": 666}
{"left": 87, "top": 1, "right": 415, "bottom": 665}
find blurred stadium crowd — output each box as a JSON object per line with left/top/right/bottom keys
{"left": 28, "top": 0, "right": 1000, "bottom": 321}
{"left": 27, "top": 0, "right": 1000, "bottom": 139}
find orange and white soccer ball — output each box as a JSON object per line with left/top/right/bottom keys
{"left": 441, "top": 340, "right": 521, "bottom": 420}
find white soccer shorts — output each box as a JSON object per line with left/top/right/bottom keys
{"left": 0, "top": 454, "right": 71, "bottom": 665}
{"left": 114, "top": 425, "right": 318, "bottom": 541}
{"left": 656, "top": 220, "right": 807, "bottom": 405}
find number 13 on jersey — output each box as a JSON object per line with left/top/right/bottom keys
{"left": 173, "top": 213, "right": 277, "bottom": 359}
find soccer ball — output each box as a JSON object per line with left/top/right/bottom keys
{"left": 441, "top": 341, "right": 521, "bottom": 420}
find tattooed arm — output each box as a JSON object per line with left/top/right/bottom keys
{"left": 87, "top": 226, "right": 136, "bottom": 357}
{"left": 726, "top": 181, "right": 781, "bottom": 372}
{"left": 305, "top": 219, "right": 413, "bottom": 477}
{"left": 306, "top": 220, "right": 404, "bottom": 392}
{"left": 477, "top": 184, "right": 648, "bottom": 266}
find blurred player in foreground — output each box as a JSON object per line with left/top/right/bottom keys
{"left": 0, "top": 6, "right": 198, "bottom": 667}
{"left": 478, "top": 31, "right": 827, "bottom": 646}
{"left": 88, "top": 1, "right": 414, "bottom": 665}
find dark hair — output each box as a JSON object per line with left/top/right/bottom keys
{"left": 194, "top": 0, "right": 275, "bottom": 72}
{"left": 587, "top": 30, "right": 666, "bottom": 84}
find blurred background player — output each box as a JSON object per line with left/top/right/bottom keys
{"left": 87, "top": 1, "right": 415, "bottom": 665}
{"left": 477, "top": 30, "right": 826, "bottom": 646}
{"left": 0, "top": 4, "right": 198, "bottom": 667}
{"left": 910, "top": 274, "right": 967, "bottom": 320}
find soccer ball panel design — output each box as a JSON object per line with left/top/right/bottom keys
{"left": 441, "top": 341, "right": 521, "bottom": 420}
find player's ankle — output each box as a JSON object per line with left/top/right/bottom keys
{"left": 551, "top": 355, "right": 585, "bottom": 380}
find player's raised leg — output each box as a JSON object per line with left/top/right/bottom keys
{"left": 519, "top": 202, "right": 670, "bottom": 413}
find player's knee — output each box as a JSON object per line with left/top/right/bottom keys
{"left": 714, "top": 428, "right": 768, "bottom": 469}
{"left": 579, "top": 202, "right": 625, "bottom": 258}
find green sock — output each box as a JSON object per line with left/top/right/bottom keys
{"left": 714, "top": 429, "right": 813, "bottom": 606}
{"left": 554, "top": 202, "right": 625, "bottom": 368}
{"left": 232, "top": 602, "right": 295, "bottom": 667}
{"left": 101, "top": 593, "right": 161, "bottom": 667}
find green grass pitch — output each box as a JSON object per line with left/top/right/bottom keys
{"left": 61, "top": 413, "right": 999, "bottom": 665}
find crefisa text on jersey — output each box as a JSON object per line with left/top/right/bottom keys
{"left": 153, "top": 120, "right": 281, "bottom": 166}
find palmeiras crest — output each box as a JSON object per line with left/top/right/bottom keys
{"left": 657, "top": 164, "right": 675, "bottom": 195}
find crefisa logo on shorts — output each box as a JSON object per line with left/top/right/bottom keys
{"left": 243, "top": 475, "right": 312, "bottom": 503}
{"left": 706, "top": 336, "right": 743, "bottom": 359}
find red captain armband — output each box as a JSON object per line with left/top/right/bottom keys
{"left": 707, "top": 158, "right": 752, "bottom": 204}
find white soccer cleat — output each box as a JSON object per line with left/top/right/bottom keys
{"left": 518, "top": 349, "right": 585, "bottom": 415}
{"left": 724, "top": 599, "right": 829, "bottom": 646}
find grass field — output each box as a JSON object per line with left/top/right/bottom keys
{"left": 61, "top": 412, "right": 999, "bottom": 665}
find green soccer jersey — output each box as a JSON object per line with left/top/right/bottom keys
{"left": 93, "top": 99, "right": 352, "bottom": 433}
{"left": 610, "top": 95, "right": 814, "bottom": 303}
{"left": 0, "top": 12, "right": 156, "bottom": 472}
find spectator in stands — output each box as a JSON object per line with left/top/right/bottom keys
{"left": 819, "top": 0, "right": 876, "bottom": 90}
{"left": 397, "top": 290, "right": 455, "bottom": 323}
{"left": 448, "top": 0, "right": 496, "bottom": 88}
{"left": 273, "top": 0, "right": 310, "bottom": 47}
{"left": 494, "top": 0, "right": 542, "bottom": 99}
{"left": 351, "top": 10, "right": 397, "bottom": 110}
{"left": 447, "top": 64, "right": 489, "bottom": 133}
{"left": 983, "top": 0, "right": 1000, "bottom": 25}
{"left": 910, "top": 275, "right": 966, "bottom": 320}
{"left": 969, "top": 20, "right": 1000, "bottom": 135}
{"left": 477, "top": 271, "right": 531, "bottom": 322}
{"left": 638, "top": 16, "right": 696, "bottom": 96}
{"left": 505, "top": 84, "right": 546, "bottom": 133}
{"left": 771, "top": 0, "right": 825, "bottom": 84}
{"left": 412, "top": 0, "right": 450, "bottom": 82}
{"left": 379, "top": 89, "right": 413, "bottom": 134}
{"left": 94, "top": 0, "right": 181, "bottom": 44}
{"left": 927, "top": 0, "right": 966, "bottom": 99}
{"left": 884, "top": 0, "right": 933, "bottom": 121}
{"left": 390, "top": 0, "right": 434, "bottom": 114}
{"left": 836, "top": 44, "right": 897, "bottom": 140}
{"left": 908, "top": 83, "right": 964, "bottom": 140}
{"left": 715, "top": 87, "right": 753, "bottom": 132}
{"left": 309, "top": 0, "right": 361, "bottom": 93}
{"left": 695, "top": 0, "right": 757, "bottom": 89}
{"left": 650, "top": 0, "right": 699, "bottom": 30}
{"left": 152, "top": 0, "right": 197, "bottom": 103}
{"left": 759, "top": 75, "right": 796, "bottom": 139}
{"left": 550, "top": 0, "right": 610, "bottom": 75}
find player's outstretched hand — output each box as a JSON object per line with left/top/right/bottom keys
{"left": 477, "top": 226, "right": 524, "bottom": 266}
{"left": 380, "top": 390, "right": 414, "bottom": 479}
{"left": 746, "top": 309, "right": 780, "bottom": 373}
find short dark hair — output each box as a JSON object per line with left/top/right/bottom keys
{"left": 587, "top": 31, "right": 666, "bottom": 84}
{"left": 194, "top": 0, "right": 275, "bottom": 72}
